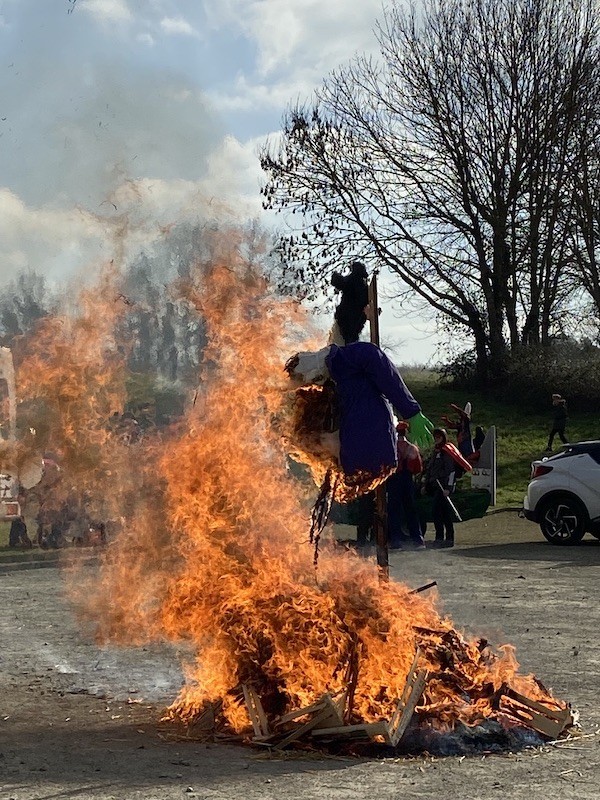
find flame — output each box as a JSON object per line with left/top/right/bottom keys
{"left": 13, "top": 264, "right": 132, "bottom": 521}
{"left": 13, "top": 230, "right": 565, "bottom": 735}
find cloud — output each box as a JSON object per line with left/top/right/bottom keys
{"left": 207, "top": 73, "right": 315, "bottom": 113}
{"left": 0, "top": 129, "right": 265, "bottom": 286}
{"left": 78, "top": 0, "right": 133, "bottom": 25}
{"left": 200, "top": 0, "right": 384, "bottom": 112}
{"left": 159, "top": 15, "right": 199, "bottom": 38}
{"left": 136, "top": 32, "right": 155, "bottom": 46}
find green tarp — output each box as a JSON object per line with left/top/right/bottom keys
{"left": 330, "top": 488, "right": 491, "bottom": 526}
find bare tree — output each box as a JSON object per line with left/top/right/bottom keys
{"left": 568, "top": 68, "right": 600, "bottom": 328}
{"left": 261, "top": 0, "right": 600, "bottom": 383}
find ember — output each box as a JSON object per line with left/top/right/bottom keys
{"left": 11, "top": 234, "right": 573, "bottom": 754}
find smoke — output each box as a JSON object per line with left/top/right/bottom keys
{"left": 0, "top": 1, "right": 262, "bottom": 286}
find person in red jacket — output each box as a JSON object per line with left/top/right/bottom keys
{"left": 386, "top": 420, "right": 425, "bottom": 550}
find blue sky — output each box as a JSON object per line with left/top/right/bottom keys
{"left": 0, "top": 0, "right": 438, "bottom": 362}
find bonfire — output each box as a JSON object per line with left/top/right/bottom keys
{"left": 11, "top": 233, "right": 573, "bottom": 754}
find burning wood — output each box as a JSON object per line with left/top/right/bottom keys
{"left": 312, "top": 650, "right": 427, "bottom": 747}
{"left": 238, "top": 651, "right": 428, "bottom": 750}
{"left": 498, "top": 686, "right": 574, "bottom": 739}
{"left": 237, "top": 651, "right": 574, "bottom": 753}
{"left": 274, "top": 692, "right": 346, "bottom": 749}
{"left": 192, "top": 699, "right": 223, "bottom": 732}
{"left": 409, "top": 581, "right": 438, "bottom": 595}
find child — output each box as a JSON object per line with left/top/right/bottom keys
{"left": 425, "top": 428, "right": 457, "bottom": 548}
{"left": 441, "top": 402, "right": 474, "bottom": 458}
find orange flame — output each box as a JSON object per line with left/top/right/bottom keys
{"left": 15, "top": 232, "right": 565, "bottom": 735}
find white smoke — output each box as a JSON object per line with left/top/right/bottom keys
{"left": 0, "top": 1, "right": 262, "bottom": 286}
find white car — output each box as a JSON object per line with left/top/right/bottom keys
{"left": 522, "top": 441, "right": 600, "bottom": 544}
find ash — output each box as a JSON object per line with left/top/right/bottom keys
{"left": 374, "top": 719, "right": 545, "bottom": 758}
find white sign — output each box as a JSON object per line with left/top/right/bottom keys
{"left": 470, "top": 425, "right": 497, "bottom": 505}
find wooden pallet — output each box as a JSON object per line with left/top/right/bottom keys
{"left": 312, "top": 650, "right": 427, "bottom": 746}
{"left": 242, "top": 684, "right": 272, "bottom": 741}
{"left": 498, "top": 686, "right": 573, "bottom": 738}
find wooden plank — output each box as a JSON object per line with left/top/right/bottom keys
{"left": 503, "top": 688, "right": 572, "bottom": 721}
{"left": 276, "top": 698, "right": 327, "bottom": 726}
{"left": 242, "top": 684, "right": 270, "bottom": 739}
{"left": 409, "top": 581, "right": 438, "bottom": 595}
{"left": 501, "top": 704, "right": 569, "bottom": 738}
{"left": 311, "top": 692, "right": 346, "bottom": 730}
{"left": 499, "top": 687, "right": 573, "bottom": 739}
{"left": 388, "top": 668, "right": 428, "bottom": 746}
{"left": 275, "top": 704, "right": 338, "bottom": 749}
{"left": 368, "top": 273, "right": 389, "bottom": 583}
{"left": 194, "top": 700, "right": 221, "bottom": 730}
{"left": 312, "top": 721, "right": 389, "bottom": 740}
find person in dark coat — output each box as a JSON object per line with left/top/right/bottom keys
{"left": 331, "top": 262, "right": 370, "bottom": 345}
{"left": 386, "top": 421, "right": 425, "bottom": 550}
{"left": 9, "top": 516, "right": 32, "bottom": 548}
{"left": 425, "top": 428, "right": 457, "bottom": 548}
{"left": 545, "top": 394, "right": 568, "bottom": 452}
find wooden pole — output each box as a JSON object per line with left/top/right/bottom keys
{"left": 368, "top": 274, "right": 389, "bottom": 582}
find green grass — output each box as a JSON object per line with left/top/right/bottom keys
{"left": 405, "top": 373, "right": 600, "bottom": 507}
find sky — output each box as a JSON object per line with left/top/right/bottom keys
{"left": 0, "top": 0, "right": 439, "bottom": 364}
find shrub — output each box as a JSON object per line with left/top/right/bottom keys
{"left": 437, "top": 350, "right": 480, "bottom": 390}
{"left": 440, "top": 341, "right": 600, "bottom": 411}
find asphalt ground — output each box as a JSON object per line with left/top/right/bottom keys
{"left": 1, "top": 511, "right": 599, "bottom": 800}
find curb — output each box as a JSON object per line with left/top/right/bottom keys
{"left": 0, "top": 550, "right": 61, "bottom": 564}
{"left": 0, "top": 559, "right": 63, "bottom": 575}
{"left": 0, "top": 552, "right": 99, "bottom": 575}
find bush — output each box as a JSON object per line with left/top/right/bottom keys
{"left": 502, "top": 342, "right": 600, "bottom": 411}
{"left": 441, "top": 341, "right": 600, "bottom": 411}
{"left": 437, "top": 350, "right": 480, "bottom": 390}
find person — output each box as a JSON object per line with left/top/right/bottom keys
{"left": 473, "top": 425, "right": 486, "bottom": 452}
{"left": 545, "top": 394, "right": 568, "bottom": 452}
{"left": 441, "top": 402, "right": 474, "bottom": 458}
{"left": 330, "top": 261, "right": 370, "bottom": 345}
{"left": 8, "top": 515, "right": 32, "bottom": 548}
{"left": 425, "top": 428, "right": 457, "bottom": 549}
{"left": 387, "top": 421, "right": 425, "bottom": 550}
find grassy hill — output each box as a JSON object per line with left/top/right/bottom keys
{"left": 402, "top": 367, "right": 600, "bottom": 507}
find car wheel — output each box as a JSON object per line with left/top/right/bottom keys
{"left": 539, "top": 496, "right": 586, "bottom": 545}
